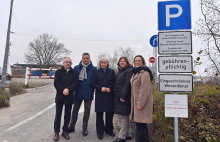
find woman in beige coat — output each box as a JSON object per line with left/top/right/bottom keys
{"left": 130, "top": 55, "right": 153, "bottom": 142}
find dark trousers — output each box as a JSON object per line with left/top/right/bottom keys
{"left": 69, "top": 100, "right": 92, "bottom": 130}
{"left": 54, "top": 103, "right": 72, "bottom": 132}
{"left": 136, "top": 123, "right": 147, "bottom": 131}
{"left": 96, "top": 111, "right": 114, "bottom": 135}
{"left": 136, "top": 122, "right": 149, "bottom": 142}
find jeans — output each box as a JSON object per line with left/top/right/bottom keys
{"left": 69, "top": 100, "right": 92, "bottom": 130}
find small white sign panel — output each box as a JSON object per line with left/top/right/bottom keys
{"left": 159, "top": 74, "right": 193, "bottom": 92}
{"left": 165, "top": 94, "right": 188, "bottom": 118}
{"left": 158, "top": 56, "right": 192, "bottom": 73}
{"left": 158, "top": 31, "right": 192, "bottom": 54}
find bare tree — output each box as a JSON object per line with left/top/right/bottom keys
{"left": 25, "top": 33, "right": 71, "bottom": 67}
{"left": 194, "top": 0, "right": 220, "bottom": 76}
{"left": 97, "top": 47, "right": 135, "bottom": 71}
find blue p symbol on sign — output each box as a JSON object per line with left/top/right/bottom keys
{"left": 158, "top": 0, "right": 191, "bottom": 31}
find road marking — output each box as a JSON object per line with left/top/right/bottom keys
{"left": 6, "top": 103, "right": 55, "bottom": 132}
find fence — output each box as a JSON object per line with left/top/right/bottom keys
{"left": 25, "top": 67, "right": 57, "bottom": 85}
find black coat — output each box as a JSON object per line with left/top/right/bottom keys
{"left": 54, "top": 67, "right": 78, "bottom": 104}
{"left": 92, "top": 68, "right": 116, "bottom": 112}
{"left": 114, "top": 66, "right": 133, "bottom": 115}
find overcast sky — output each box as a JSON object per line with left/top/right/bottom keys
{"left": 0, "top": 0, "right": 205, "bottom": 72}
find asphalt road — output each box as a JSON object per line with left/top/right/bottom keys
{"left": 0, "top": 84, "right": 132, "bottom": 142}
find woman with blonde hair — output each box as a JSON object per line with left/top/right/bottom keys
{"left": 92, "top": 57, "right": 116, "bottom": 140}
{"left": 130, "top": 55, "right": 153, "bottom": 142}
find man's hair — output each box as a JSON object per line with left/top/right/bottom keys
{"left": 63, "top": 57, "right": 71, "bottom": 62}
{"left": 82, "top": 52, "right": 90, "bottom": 57}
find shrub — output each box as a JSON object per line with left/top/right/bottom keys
{"left": 151, "top": 84, "right": 220, "bottom": 142}
{"left": 9, "top": 83, "right": 25, "bottom": 95}
{"left": 0, "top": 89, "right": 11, "bottom": 108}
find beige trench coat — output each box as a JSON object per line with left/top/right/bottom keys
{"left": 130, "top": 70, "right": 153, "bottom": 124}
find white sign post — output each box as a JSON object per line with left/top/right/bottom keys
{"left": 158, "top": 1, "right": 192, "bottom": 142}
{"left": 158, "top": 31, "right": 192, "bottom": 54}
{"left": 158, "top": 56, "right": 192, "bottom": 73}
{"left": 165, "top": 94, "right": 188, "bottom": 118}
{"left": 159, "top": 74, "right": 193, "bottom": 92}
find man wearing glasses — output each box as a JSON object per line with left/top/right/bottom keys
{"left": 53, "top": 57, "right": 78, "bottom": 141}
{"left": 68, "top": 52, "right": 97, "bottom": 136}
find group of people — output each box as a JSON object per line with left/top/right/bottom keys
{"left": 53, "top": 52, "right": 153, "bottom": 142}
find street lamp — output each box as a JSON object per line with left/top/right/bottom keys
{"left": 1, "top": 0, "right": 14, "bottom": 89}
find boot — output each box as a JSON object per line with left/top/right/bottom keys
{"left": 53, "top": 132, "right": 59, "bottom": 141}
{"left": 82, "top": 128, "right": 88, "bottom": 136}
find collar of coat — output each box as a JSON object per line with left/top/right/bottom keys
{"left": 61, "top": 66, "right": 73, "bottom": 72}
{"left": 131, "top": 70, "right": 150, "bottom": 83}
{"left": 118, "top": 65, "right": 131, "bottom": 72}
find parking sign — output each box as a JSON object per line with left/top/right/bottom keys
{"left": 158, "top": 0, "right": 191, "bottom": 31}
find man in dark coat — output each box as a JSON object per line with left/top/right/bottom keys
{"left": 53, "top": 57, "right": 78, "bottom": 141}
{"left": 68, "top": 52, "right": 97, "bottom": 136}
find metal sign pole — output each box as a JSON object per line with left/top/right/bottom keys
{"left": 1, "top": 0, "right": 14, "bottom": 89}
{"left": 174, "top": 93, "right": 179, "bottom": 142}
{"left": 174, "top": 117, "right": 179, "bottom": 142}
{"left": 155, "top": 45, "right": 157, "bottom": 87}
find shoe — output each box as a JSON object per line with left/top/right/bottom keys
{"left": 113, "top": 137, "right": 126, "bottom": 142}
{"left": 98, "top": 135, "right": 103, "bottom": 140}
{"left": 82, "top": 129, "right": 88, "bottom": 136}
{"left": 61, "top": 131, "right": 70, "bottom": 140}
{"left": 126, "top": 136, "right": 132, "bottom": 140}
{"left": 53, "top": 132, "right": 59, "bottom": 141}
{"left": 67, "top": 127, "right": 75, "bottom": 133}
{"left": 106, "top": 131, "right": 115, "bottom": 137}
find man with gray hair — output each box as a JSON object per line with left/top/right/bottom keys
{"left": 53, "top": 57, "right": 78, "bottom": 141}
{"left": 68, "top": 52, "right": 97, "bottom": 136}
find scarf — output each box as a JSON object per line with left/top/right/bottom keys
{"left": 132, "top": 66, "right": 154, "bottom": 81}
{"left": 79, "top": 62, "right": 90, "bottom": 81}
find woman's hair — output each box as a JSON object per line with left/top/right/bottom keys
{"left": 133, "top": 55, "right": 147, "bottom": 67}
{"left": 117, "top": 57, "right": 130, "bottom": 67}
{"left": 98, "top": 57, "right": 109, "bottom": 68}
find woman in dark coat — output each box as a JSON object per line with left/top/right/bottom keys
{"left": 92, "top": 57, "right": 116, "bottom": 140}
{"left": 113, "top": 57, "right": 133, "bottom": 142}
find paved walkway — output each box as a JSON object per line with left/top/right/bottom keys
{"left": 62, "top": 98, "right": 134, "bottom": 142}
{"left": 0, "top": 84, "right": 134, "bottom": 142}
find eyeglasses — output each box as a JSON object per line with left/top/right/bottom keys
{"left": 64, "top": 61, "right": 72, "bottom": 64}
{"left": 134, "top": 60, "right": 142, "bottom": 63}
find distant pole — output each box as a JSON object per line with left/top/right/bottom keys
{"left": 1, "top": 0, "right": 14, "bottom": 89}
